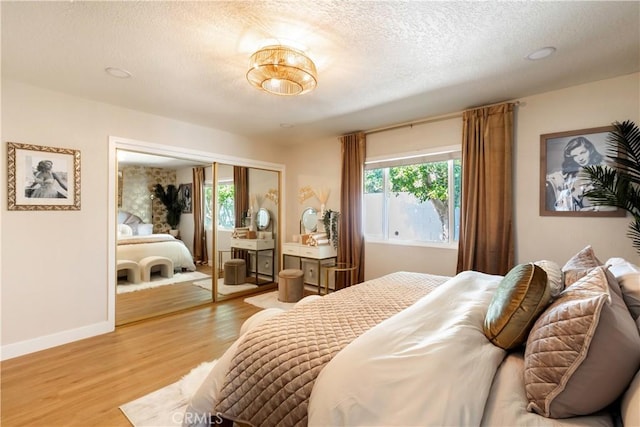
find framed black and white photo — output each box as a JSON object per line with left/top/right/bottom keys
{"left": 7, "top": 142, "right": 80, "bottom": 210}
{"left": 539, "top": 126, "right": 624, "bottom": 217}
{"left": 179, "top": 183, "right": 192, "bottom": 214}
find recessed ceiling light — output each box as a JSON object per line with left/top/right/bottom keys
{"left": 525, "top": 47, "right": 556, "bottom": 61}
{"left": 105, "top": 67, "right": 132, "bottom": 78}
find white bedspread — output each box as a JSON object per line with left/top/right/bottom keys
{"left": 117, "top": 234, "right": 197, "bottom": 271}
{"left": 308, "top": 270, "right": 506, "bottom": 427}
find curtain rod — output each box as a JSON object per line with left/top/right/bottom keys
{"left": 365, "top": 100, "right": 521, "bottom": 136}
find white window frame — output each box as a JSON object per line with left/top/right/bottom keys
{"left": 364, "top": 145, "right": 461, "bottom": 249}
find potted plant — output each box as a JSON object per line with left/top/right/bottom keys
{"left": 153, "top": 183, "right": 185, "bottom": 234}
{"left": 583, "top": 120, "right": 640, "bottom": 252}
{"left": 322, "top": 209, "right": 340, "bottom": 249}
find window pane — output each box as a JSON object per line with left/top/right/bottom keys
{"left": 364, "top": 169, "right": 384, "bottom": 237}
{"left": 363, "top": 156, "right": 460, "bottom": 244}
{"left": 217, "top": 183, "right": 235, "bottom": 229}
{"left": 204, "top": 185, "right": 213, "bottom": 229}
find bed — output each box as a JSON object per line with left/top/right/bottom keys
{"left": 117, "top": 211, "right": 196, "bottom": 272}
{"left": 183, "top": 246, "right": 640, "bottom": 427}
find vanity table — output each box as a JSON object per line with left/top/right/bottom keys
{"left": 282, "top": 242, "right": 337, "bottom": 293}
{"left": 230, "top": 238, "right": 275, "bottom": 285}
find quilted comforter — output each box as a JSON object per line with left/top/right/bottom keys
{"left": 215, "top": 272, "right": 449, "bottom": 426}
{"left": 184, "top": 271, "right": 618, "bottom": 427}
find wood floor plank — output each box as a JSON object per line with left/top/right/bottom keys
{"left": 1, "top": 297, "right": 262, "bottom": 427}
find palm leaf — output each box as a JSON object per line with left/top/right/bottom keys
{"left": 583, "top": 120, "right": 640, "bottom": 255}
{"left": 606, "top": 120, "right": 640, "bottom": 185}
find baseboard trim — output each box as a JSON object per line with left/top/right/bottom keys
{"left": 1, "top": 321, "right": 114, "bottom": 361}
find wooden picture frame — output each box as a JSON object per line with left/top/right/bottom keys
{"left": 179, "top": 183, "right": 192, "bottom": 213}
{"left": 7, "top": 142, "right": 80, "bottom": 210}
{"left": 539, "top": 126, "right": 624, "bottom": 217}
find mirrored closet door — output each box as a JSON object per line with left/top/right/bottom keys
{"left": 212, "top": 162, "right": 280, "bottom": 302}
{"left": 115, "top": 149, "right": 213, "bottom": 325}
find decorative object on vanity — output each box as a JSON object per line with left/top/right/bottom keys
{"left": 322, "top": 209, "right": 340, "bottom": 249}
{"left": 246, "top": 44, "right": 317, "bottom": 96}
{"left": 316, "top": 186, "right": 330, "bottom": 216}
{"left": 264, "top": 188, "right": 279, "bottom": 205}
{"left": 153, "top": 183, "right": 185, "bottom": 231}
{"left": 297, "top": 185, "right": 330, "bottom": 214}
{"left": 298, "top": 185, "right": 316, "bottom": 204}
{"left": 583, "top": 120, "right": 640, "bottom": 253}
{"left": 305, "top": 232, "right": 329, "bottom": 247}
{"left": 539, "top": 125, "right": 624, "bottom": 217}
{"left": 7, "top": 142, "right": 80, "bottom": 210}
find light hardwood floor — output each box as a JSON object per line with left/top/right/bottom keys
{"left": 1, "top": 298, "right": 262, "bottom": 427}
{"left": 116, "top": 264, "right": 214, "bottom": 325}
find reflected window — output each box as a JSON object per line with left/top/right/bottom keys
{"left": 204, "top": 181, "right": 235, "bottom": 230}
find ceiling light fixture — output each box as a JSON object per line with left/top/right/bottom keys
{"left": 246, "top": 45, "right": 317, "bottom": 96}
{"left": 525, "top": 46, "right": 556, "bottom": 61}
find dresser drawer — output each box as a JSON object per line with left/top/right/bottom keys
{"left": 231, "top": 238, "right": 274, "bottom": 250}
{"left": 282, "top": 244, "right": 300, "bottom": 256}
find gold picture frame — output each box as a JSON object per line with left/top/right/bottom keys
{"left": 540, "top": 126, "right": 624, "bottom": 217}
{"left": 7, "top": 142, "right": 81, "bottom": 210}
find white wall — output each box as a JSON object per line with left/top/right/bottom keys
{"left": 288, "top": 73, "right": 640, "bottom": 280}
{"left": 515, "top": 73, "right": 639, "bottom": 264}
{"left": 0, "top": 80, "right": 282, "bottom": 359}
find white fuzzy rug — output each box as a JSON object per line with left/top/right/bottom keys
{"left": 120, "top": 360, "right": 217, "bottom": 427}
{"left": 243, "top": 291, "right": 297, "bottom": 310}
{"left": 117, "top": 271, "right": 211, "bottom": 294}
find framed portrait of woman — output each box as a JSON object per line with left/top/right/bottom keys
{"left": 7, "top": 142, "right": 81, "bottom": 210}
{"left": 539, "top": 126, "right": 624, "bottom": 217}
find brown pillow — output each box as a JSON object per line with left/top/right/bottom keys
{"left": 561, "top": 245, "right": 602, "bottom": 287}
{"left": 524, "top": 266, "right": 640, "bottom": 418}
{"left": 483, "top": 263, "right": 551, "bottom": 350}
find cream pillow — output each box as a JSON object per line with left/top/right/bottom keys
{"left": 534, "top": 260, "right": 563, "bottom": 297}
{"left": 607, "top": 257, "right": 640, "bottom": 319}
{"left": 137, "top": 223, "right": 154, "bottom": 236}
{"left": 524, "top": 266, "right": 640, "bottom": 418}
{"left": 561, "top": 245, "right": 602, "bottom": 287}
{"left": 117, "top": 223, "right": 133, "bottom": 238}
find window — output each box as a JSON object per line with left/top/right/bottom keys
{"left": 364, "top": 151, "right": 461, "bottom": 245}
{"left": 204, "top": 181, "right": 235, "bottom": 230}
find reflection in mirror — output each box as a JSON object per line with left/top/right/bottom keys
{"left": 256, "top": 208, "right": 271, "bottom": 231}
{"left": 301, "top": 207, "right": 318, "bottom": 232}
{"left": 213, "top": 163, "right": 280, "bottom": 302}
{"left": 115, "top": 149, "right": 212, "bottom": 325}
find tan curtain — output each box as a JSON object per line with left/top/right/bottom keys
{"left": 456, "top": 103, "right": 514, "bottom": 275}
{"left": 192, "top": 167, "right": 208, "bottom": 265}
{"left": 338, "top": 132, "right": 366, "bottom": 286}
{"left": 233, "top": 166, "right": 249, "bottom": 265}
{"left": 234, "top": 166, "right": 249, "bottom": 228}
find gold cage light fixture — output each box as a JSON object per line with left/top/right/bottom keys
{"left": 246, "top": 45, "right": 317, "bottom": 96}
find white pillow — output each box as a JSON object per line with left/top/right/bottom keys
{"left": 137, "top": 223, "right": 154, "bottom": 236}
{"left": 607, "top": 257, "right": 640, "bottom": 319}
{"left": 117, "top": 223, "right": 133, "bottom": 238}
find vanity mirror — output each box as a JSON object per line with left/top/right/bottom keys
{"left": 301, "top": 207, "right": 318, "bottom": 233}
{"left": 213, "top": 163, "right": 280, "bottom": 302}
{"left": 256, "top": 208, "right": 271, "bottom": 231}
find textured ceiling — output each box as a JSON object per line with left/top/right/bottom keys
{"left": 2, "top": 1, "right": 639, "bottom": 146}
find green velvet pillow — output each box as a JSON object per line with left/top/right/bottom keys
{"left": 484, "top": 263, "right": 551, "bottom": 350}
